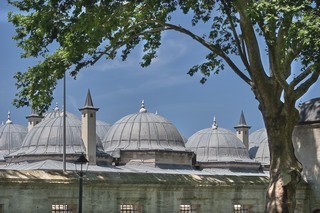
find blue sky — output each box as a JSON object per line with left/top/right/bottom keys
{"left": 1, "top": 2, "right": 319, "bottom": 138}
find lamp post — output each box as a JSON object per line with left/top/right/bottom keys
{"left": 75, "top": 153, "right": 89, "bottom": 213}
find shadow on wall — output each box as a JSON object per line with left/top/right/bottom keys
{"left": 293, "top": 123, "right": 320, "bottom": 198}
{"left": 299, "top": 98, "right": 320, "bottom": 124}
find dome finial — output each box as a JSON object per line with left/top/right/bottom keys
{"left": 54, "top": 102, "right": 59, "bottom": 112}
{"left": 6, "top": 111, "right": 13, "bottom": 124}
{"left": 212, "top": 116, "right": 218, "bottom": 129}
{"left": 139, "top": 100, "right": 147, "bottom": 113}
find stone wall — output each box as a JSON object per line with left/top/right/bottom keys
{"left": 0, "top": 170, "right": 309, "bottom": 213}
{"left": 293, "top": 123, "right": 320, "bottom": 212}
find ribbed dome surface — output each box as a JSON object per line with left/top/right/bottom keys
{"left": 249, "top": 128, "right": 269, "bottom": 165}
{"left": 0, "top": 123, "right": 27, "bottom": 158}
{"left": 249, "top": 128, "right": 268, "bottom": 158}
{"left": 44, "top": 109, "right": 79, "bottom": 121}
{"left": 14, "top": 114, "right": 84, "bottom": 155}
{"left": 96, "top": 120, "right": 111, "bottom": 141}
{"left": 255, "top": 140, "right": 270, "bottom": 166}
{"left": 186, "top": 127, "right": 251, "bottom": 162}
{"left": 44, "top": 106, "right": 110, "bottom": 142}
{"left": 103, "top": 112, "right": 186, "bottom": 153}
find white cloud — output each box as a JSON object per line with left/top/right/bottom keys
{"left": 92, "top": 57, "right": 139, "bottom": 73}
{"left": 95, "top": 72, "right": 192, "bottom": 100}
{"left": 87, "top": 33, "right": 201, "bottom": 74}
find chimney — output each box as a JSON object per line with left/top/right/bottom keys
{"left": 79, "top": 89, "right": 99, "bottom": 165}
{"left": 26, "top": 109, "right": 43, "bottom": 131}
{"left": 234, "top": 110, "right": 251, "bottom": 149}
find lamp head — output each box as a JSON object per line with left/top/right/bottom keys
{"left": 75, "top": 153, "right": 89, "bottom": 174}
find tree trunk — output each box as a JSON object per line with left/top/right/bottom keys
{"left": 263, "top": 109, "right": 302, "bottom": 213}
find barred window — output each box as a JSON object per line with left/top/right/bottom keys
{"left": 52, "top": 204, "right": 75, "bottom": 213}
{"left": 180, "top": 204, "right": 197, "bottom": 213}
{"left": 120, "top": 204, "right": 139, "bottom": 213}
{"left": 234, "top": 204, "right": 249, "bottom": 213}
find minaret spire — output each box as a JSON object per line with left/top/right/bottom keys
{"left": 79, "top": 89, "right": 99, "bottom": 165}
{"left": 84, "top": 89, "right": 94, "bottom": 107}
{"left": 238, "top": 110, "right": 247, "bottom": 126}
{"left": 234, "top": 110, "right": 251, "bottom": 149}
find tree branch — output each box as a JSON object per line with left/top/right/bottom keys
{"left": 291, "top": 65, "right": 315, "bottom": 88}
{"left": 162, "top": 22, "right": 252, "bottom": 85}
{"left": 294, "top": 68, "right": 320, "bottom": 99}
{"left": 234, "top": 0, "right": 269, "bottom": 87}
{"left": 221, "top": 0, "right": 251, "bottom": 74}
{"left": 277, "top": 13, "right": 293, "bottom": 79}
{"left": 268, "top": 46, "right": 288, "bottom": 91}
{"left": 74, "top": 25, "right": 167, "bottom": 72}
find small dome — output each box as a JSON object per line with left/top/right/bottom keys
{"left": 249, "top": 128, "right": 268, "bottom": 158}
{"left": 96, "top": 120, "right": 111, "bottom": 141}
{"left": 103, "top": 109, "right": 186, "bottom": 155}
{"left": 249, "top": 128, "right": 269, "bottom": 166}
{"left": 299, "top": 98, "right": 320, "bottom": 124}
{"left": 255, "top": 139, "right": 270, "bottom": 166}
{"left": 186, "top": 126, "right": 252, "bottom": 163}
{"left": 0, "top": 120, "right": 27, "bottom": 159}
{"left": 12, "top": 113, "right": 103, "bottom": 156}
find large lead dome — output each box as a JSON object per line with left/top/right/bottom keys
{"left": 103, "top": 101, "right": 186, "bottom": 156}
{"left": 0, "top": 112, "right": 27, "bottom": 160}
{"left": 11, "top": 107, "right": 103, "bottom": 158}
{"left": 249, "top": 128, "right": 270, "bottom": 166}
{"left": 186, "top": 118, "right": 254, "bottom": 165}
{"left": 13, "top": 113, "right": 84, "bottom": 156}
{"left": 96, "top": 120, "right": 111, "bottom": 141}
{"left": 249, "top": 128, "right": 268, "bottom": 158}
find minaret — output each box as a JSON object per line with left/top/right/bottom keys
{"left": 234, "top": 111, "right": 251, "bottom": 149}
{"left": 26, "top": 109, "right": 43, "bottom": 131}
{"left": 79, "top": 89, "right": 99, "bottom": 165}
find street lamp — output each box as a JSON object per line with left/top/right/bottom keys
{"left": 75, "top": 153, "right": 89, "bottom": 213}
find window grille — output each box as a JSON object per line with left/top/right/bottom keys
{"left": 180, "top": 204, "right": 196, "bottom": 213}
{"left": 120, "top": 204, "right": 139, "bottom": 213}
{"left": 234, "top": 204, "right": 249, "bottom": 213}
{"left": 51, "top": 204, "right": 74, "bottom": 213}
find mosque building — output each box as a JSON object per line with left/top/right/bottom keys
{"left": 0, "top": 90, "right": 319, "bottom": 212}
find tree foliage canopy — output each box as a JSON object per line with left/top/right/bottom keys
{"left": 8, "top": 0, "right": 320, "bottom": 112}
